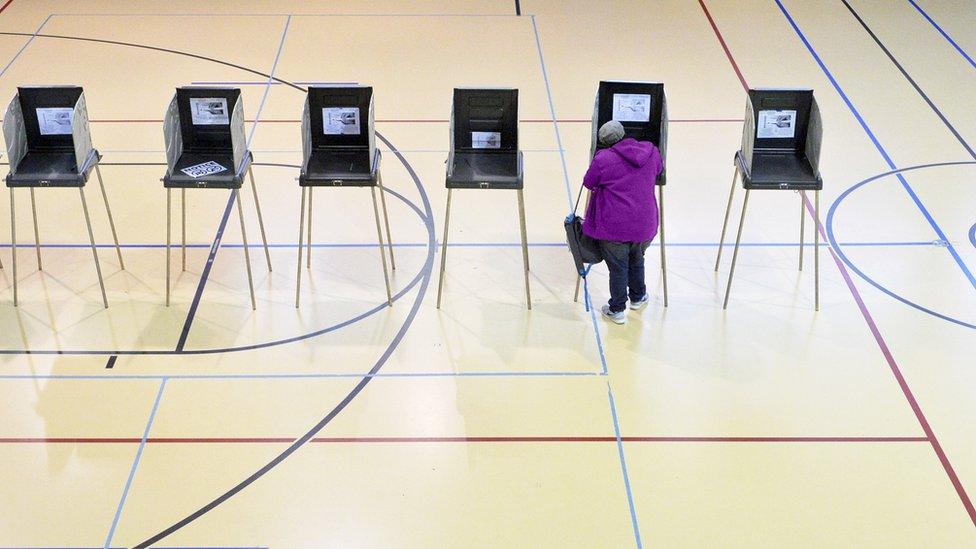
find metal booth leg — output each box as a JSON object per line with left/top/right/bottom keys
{"left": 295, "top": 186, "right": 306, "bottom": 308}
{"left": 722, "top": 189, "right": 751, "bottom": 310}
{"left": 573, "top": 272, "right": 582, "bottom": 303}
{"left": 436, "top": 189, "right": 452, "bottom": 309}
{"left": 306, "top": 187, "right": 313, "bottom": 269}
{"left": 715, "top": 167, "right": 740, "bottom": 271}
{"left": 94, "top": 165, "right": 124, "bottom": 270}
{"left": 181, "top": 188, "right": 186, "bottom": 271}
{"left": 658, "top": 185, "right": 669, "bottom": 308}
{"left": 10, "top": 189, "right": 17, "bottom": 306}
{"left": 166, "top": 189, "right": 171, "bottom": 306}
{"left": 235, "top": 189, "right": 256, "bottom": 310}
{"left": 378, "top": 172, "right": 396, "bottom": 271}
{"left": 29, "top": 188, "right": 41, "bottom": 271}
{"left": 371, "top": 187, "right": 393, "bottom": 306}
{"left": 79, "top": 188, "right": 108, "bottom": 309}
{"left": 517, "top": 189, "right": 531, "bottom": 310}
{"left": 815, "top": 190, "right": 820, "bottom": 312}
{"left": 572, "top": 187, "right": 592, "bottom": 303}
{"left": 798, "top": 192, "right": 805, "bottom": 271}
{"left": 247, "top": 166, "right": 272, "bottom": 272}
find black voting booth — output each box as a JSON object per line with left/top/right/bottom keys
{"left": 3, "top": 86, "right": 124, "bottom": 308}
{"left": 573, "top": 81, "right": 669, "bottom": 307}
{"left": 162, "top": 87, "right": 271, "bottom": 310}
{"left": 295, "top": 85, "right": 394, "bottom": 308}
{"left": 715, "top": 88, "right": 823, "bottom": 310}
{"left": 436, "top": 88, "right": 531, "bottom": 310}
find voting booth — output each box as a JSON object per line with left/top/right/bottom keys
{"left": 437, "top": 88, "right": 530, "bottom": 309}
{"left": 574, "top": 80, "right": 670, "bottom": 307}
{"left": 715, "top": 88, "right": 823, "bottom": 310}
{"left": 295, "top": 85, "right": 394, "bottom": 308}
{"left": 162, "top": 87, "right": 271, "bottom": 309}
{"left": 3, "top": 86, "right": 124, "bottom": 308}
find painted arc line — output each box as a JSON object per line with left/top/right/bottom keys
{"left": 771, "top": 0, "right": 976, "bottom": 293}
{"left": 175, "top": 14, "right": 292, "bottom": 353}
{"left": 134, "top": 128, "right": 438, "bottom": 549}
{"left": 827, "top": 161, "right": 976, "bottom": 330}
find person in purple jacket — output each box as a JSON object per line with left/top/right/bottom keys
{"left": 582, "top": 120, "right": 663, "bottom": 324}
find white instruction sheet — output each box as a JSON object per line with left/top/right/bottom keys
{"left": 612, "top": 93, "right": 651, "bottom": 123}
{"left": 180, "top": 160, "right": 227, "bottom": 178}
{"left": 757, "top": 109, "right": 797, "bottom": 139}
{"left": 323, "top": 107, "right": 361, "bottom": 135}
{"left": 471, "top": 131, "right": 501, "bottom": 149}
{"left": 36, "top": 107, "right": 74, "bottom": 135}
{"left": 189, "top": 98, "right": 229, "bottom": 125}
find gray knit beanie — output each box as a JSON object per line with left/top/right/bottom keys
{"left": 598, "top": 120, "right": 626, "bottom": 147}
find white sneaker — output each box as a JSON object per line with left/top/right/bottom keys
{"left": 600, "top": 305, "right": 627, "bottom": 325}
{"left": 629, "top": 294, "right": 649, "bottom": 310}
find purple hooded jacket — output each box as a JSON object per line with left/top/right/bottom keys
{"left": 581, "top": 138, "right": 663, "bottom": 243}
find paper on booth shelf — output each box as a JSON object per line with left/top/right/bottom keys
{"left": 612, "top": 94, "right": 651, "bottom": 123}
{"left": 180, "top": 160, "right": 227, "bottom": 178}
{"left": 471, "top": 131, "right": 501, "bottom": 149}
{"left": 757, "top": 109, "right": 797, "bottom": 139}
{"left": 189, "top": 98, "right": 229, "bottom": 125}
{"left": 36, "top": 107, "right": 74, "bottom": 135}
{"left": 323, "top": 107, "right": 361, "bottom": 135}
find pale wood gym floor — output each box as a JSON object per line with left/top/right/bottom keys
{"left": 0, "top": 1, "right": 974, "bottom": 547}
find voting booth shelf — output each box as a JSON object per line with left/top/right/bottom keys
{"left": 574, "top": 80, "right": 670, "bottom": 307}
{"left": 295, "top": 85, "right": 394, "bottom": 308}
{"left": 3, "top": 85, "right": 124, "bottom": 308}
{"left": 162, "top": 86, "right": 271, "bottom": 310}
{"left": 437, "top": 88, "right": 531, "bottom": 310}
{"left": 715, "top": 88, "right": 824, "bottom": 310}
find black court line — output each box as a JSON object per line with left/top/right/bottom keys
{"left": 104, "top": 355, "right": 117, "bottom": 369}
{"left": 840, "top": 0, "right": 976, "bottom": 160}
{"left": 515, "top": 0, "right": 521, "bottom": 16}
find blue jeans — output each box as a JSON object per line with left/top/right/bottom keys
{"left": 599, "top": 240, "right": 651, "bottom": 313}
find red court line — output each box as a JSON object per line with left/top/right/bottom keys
{"left": 697, "top": 0, "right": 976, "bottom": 527}
{"left": 0, "top": 0, "right": 13, "bottom": 15}
{"left": 0, "top": 435, "right": 929, "bottom": 444}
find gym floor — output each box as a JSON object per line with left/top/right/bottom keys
{"left": 0, "top": 0, "right": 974, "bottom": 547}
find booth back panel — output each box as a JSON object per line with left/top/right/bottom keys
{"left": 308, "top": 86, "right": 372, "bottom": 150}
{"left": 451, "top": 88, "right": 518, "bottom": 152}
{"left": 594, "top": 81, "right": 665, "bottom": 151}
{"left": 176, "top": 87, "right": 241, "bottom": 153}
{"left": 748, "top": 89, "right": 813, "bottom": 153}
{"left": 17, "top": 86, "right": 83, "bottom": 151}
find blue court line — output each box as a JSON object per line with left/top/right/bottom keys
{"left": 608, "top": 386, "right": 643, "bottom": 548}
{"left": 906, "top": 0, "right": 976, "bottom": 71}
{"left": 0, "top": 14, "right": 53, "bottom": 78}
{"left": 528, "top": 17, "right": 638, "bottom": 542}
{"left": 583, "top": 278, "right": 609, "bottom": 376}
{"left": 774, "top": 0, "right": 976, "bottom": 293}
{"left": 103, "top": 378, "right": 167, "bottom": 549}
{"left": 0, "top": 240, "right": 939, "bottom": 249}
{"left": 174, "top": 15, "right": 291, "bottom": 352}
{"left": 969, "top": 222, "right": 976, "bottom": 249}
{"left": 0, "top": 370, "right": 603, "bottom": 381}
{"left": 530, "top": 14, "right": 574, "bottom": 210}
